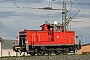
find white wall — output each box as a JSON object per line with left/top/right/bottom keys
{"left": 2, "top": 49, "right": 28, "bottom": 57}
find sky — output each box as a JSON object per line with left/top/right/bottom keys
{"left": 0, "top": 0, "right": 90, "bottom": 44}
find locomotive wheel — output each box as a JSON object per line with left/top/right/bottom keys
{"left": 35, "top": 49, "right": 44, "bottom": 56}
{"left": 44, "top": 51, "right": 51, "bottom": 55}
{"left": 30, "top": 52, "right": 35, "bottom": 56}
{"left": 47, "top": 52, "right": 51, "bottom": 55}
{"left": 55, "top": 52, "right": 60, "bottom": 55}
{"left": 65, "top": 48, "right": 69, "bottom": 54}
{"left": 61, "top": 50, "right": 65, "bottom": 54}
{"left": 40, "top": 51, "right": 44, "bottom": 55}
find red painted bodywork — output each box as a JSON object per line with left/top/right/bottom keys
{"left": 19, "top": 23, "right": 75, "bottom": 46}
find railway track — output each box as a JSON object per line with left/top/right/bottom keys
{"left": 0, "top": 54, "right": 90, "bottom": 60}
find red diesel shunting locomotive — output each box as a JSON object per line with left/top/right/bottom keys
{"left": 13, "top": 21, "right": 80, "bottom": 56}
{"left": 13, "top": 1, "right": 81, "bottom": 56}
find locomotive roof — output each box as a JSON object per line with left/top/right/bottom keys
{"left": 19, "top": 30, "right": 49, "bottom": 32}
{"left": 50, "top": 24, "right": 64, "bottom": 27}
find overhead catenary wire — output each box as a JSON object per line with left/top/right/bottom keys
{"left": 0, "top": 0, "right": 89, "bottom": 9}
{"left": 71, "top": 10, "right": 80, "bottom": 19}
{"left": 68, "top": 0, "right": 72, "bottom": 12}
{"left": 14, "top": 0, "right": 19, "bottom": 8}
{"left": 0, "top": 0, "right": 31, "bottom": 9}
{"left": 14, "top": 0, "right": 33, "bottom": 9}
{"left": 72, "top": 3, "right": 90, "bottom": 5}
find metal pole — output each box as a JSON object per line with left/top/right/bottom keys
{"left": 0, "top": 37, "right": 3, "bottom": 57}
{"left": 0, "top": 42, "right": 2, "bottom": 57}
{"left": 62, "top": 1, "right": 67, "bottom": 25}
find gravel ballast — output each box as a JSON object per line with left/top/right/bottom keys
{"left": 0, "top": 55, "right": 90, "bottom": 60}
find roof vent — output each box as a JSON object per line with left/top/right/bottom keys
{"left": 54, "top": 21, "right": 57, "bottom": 25}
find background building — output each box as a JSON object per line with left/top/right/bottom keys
{"left": 77, "top": 43, "right": 90, "bottom": 54}
{"left": 1, "top": 39, "right": 27, "bottom": 57}
{"left": 2, "top": 40, "right": 18, "bottom": 56}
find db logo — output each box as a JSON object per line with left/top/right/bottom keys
{"left": 57, "top": 35, "right": 59, "bottom": 38}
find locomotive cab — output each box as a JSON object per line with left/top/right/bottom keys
{"left": 13, "top": 32, "right": 27, "bottom": 52}
{"left": 40, "top": 21, "right": 66, "bottom": 32}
